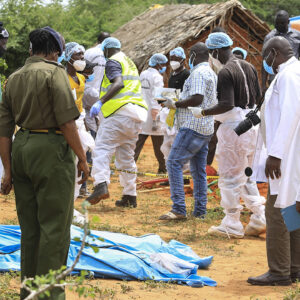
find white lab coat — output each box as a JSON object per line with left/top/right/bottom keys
{"left": 140, "top": 68, "right": 164, "bottom": 135}
{"left": 252, "top": 57, "right": 300, "bottom": 208}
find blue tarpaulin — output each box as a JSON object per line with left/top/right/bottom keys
{"left": 0, "top": 225, "right": 216, "bottom": 287}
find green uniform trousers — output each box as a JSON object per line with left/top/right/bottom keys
{"left": 12, "top": 130, "right": 75, "bottom": 300}
{"left": 266, "top": 190, "right": 300, "bottom": 276}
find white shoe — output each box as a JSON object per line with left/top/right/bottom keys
{"left": 244, "top": 224, "right": 266, "bottom": 236}
{"left": 208, "top": 225, "right": 244, "bottom": 239}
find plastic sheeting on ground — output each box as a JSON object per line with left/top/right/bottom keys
{"left": 0, "top": 225, "right": 217, "bottom": 287}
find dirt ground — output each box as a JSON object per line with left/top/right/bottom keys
{"left": 0, "top": 138, "right": 298, "bottom": 300}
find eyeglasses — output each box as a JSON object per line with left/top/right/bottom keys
{"left": 0, "top": 29, "right": 9, "bottom": 39}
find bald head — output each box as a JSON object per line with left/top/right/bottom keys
{"left": 262, "top": 36, "right": 294, "bottom": 74}
{"left": 275, "top": 10, "right": 289, "bottom": 33}
{"left": 262, "top": 36, "right": 293, "bottom": 57}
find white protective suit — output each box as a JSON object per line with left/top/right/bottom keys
{"left": 83, "top": 44, "right": 106, "bottom": 132}
{"left": 252, "top": 57, "right": 300, "bottom": 209}
{"left": 92, "top": 104, "right": 147, "bottom": 196}
{"left": 140, "top": 67, "right": 164, "bottom": 135}
{"left": 214, "top": 107, "right": 266, "bottom": 236}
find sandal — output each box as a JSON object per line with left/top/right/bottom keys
{"left": 159, "top": 211, "right": 186, "bottom": 220}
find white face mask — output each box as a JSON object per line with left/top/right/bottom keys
{"left": 72, "top": 59, "right": 86, "bottom": 71}
{"left": 170, "top": 60, "right": 181, "bottom": 71}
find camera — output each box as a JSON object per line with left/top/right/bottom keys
{"left": 234, "top": 110, "right": 261, "bottom": 136}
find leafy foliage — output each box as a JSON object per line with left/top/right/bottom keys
{"left": 0, "top": 0, "right": 300, "bottom": 75}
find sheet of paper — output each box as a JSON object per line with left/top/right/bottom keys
{"left": 281, "top": 203, "right": 300, "bottom": 232}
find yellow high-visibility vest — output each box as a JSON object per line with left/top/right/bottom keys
{"left": 100, "top": 51, "right": 148, "bottom": 118}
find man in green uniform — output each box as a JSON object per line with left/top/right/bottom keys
{"left": 0, "top": 27, "right": 89, "bottom": 300}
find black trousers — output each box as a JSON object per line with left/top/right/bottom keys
{"left": 134, "top": 134, "right": 166, "bottom": 173}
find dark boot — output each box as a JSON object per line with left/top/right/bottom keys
{"left": 247, "top": 272, "right": 291, "bottom": 286}
{"left": 86, "top": 182, "right": 109, "bottom": 205}
{"left": 115, "top": 195, "right": 137, "bottom": 208}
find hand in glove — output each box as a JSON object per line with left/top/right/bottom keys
{"left": 188, "top": 106, "right": 204, "bottom": 118}
{"left": 162, "top": 97, "right": 176, "bottom": 109}
{"left": 90, "top": 101, "right": 103, "bottom": 117}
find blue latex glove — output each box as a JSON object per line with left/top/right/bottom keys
{"left": 90, "top": 101, "right": 102, "bottom": 117}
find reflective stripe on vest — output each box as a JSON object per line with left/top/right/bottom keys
{"left": 100, "top": 52, "right": 147, "bottom": 118}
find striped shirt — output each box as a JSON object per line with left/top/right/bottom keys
{"left": 176, "top": 62, "right": 217, "bottom": 135}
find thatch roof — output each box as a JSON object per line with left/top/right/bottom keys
{"left": 114, "top": 0, "right": 270, "bottom": 71}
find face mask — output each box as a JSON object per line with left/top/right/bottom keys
{"left": 159, "top": 66, "right": 166, "bottom": 74}
{"left": 263, "top": 50, "right": 276, "bottom": 75}
{"left": 57, "top": 51, "right": 65, "bottom": 63}
{"left": 72, "top": 59, "right": 86, "bottom": 71}
{"left": 86, "top": 74, "right": 95, "bottom": 82}
{"left": 189, "top": 52, "right": 196, "bottom": 70}
{"left": 170, "top": 61, "right": 181, "bottom": 71}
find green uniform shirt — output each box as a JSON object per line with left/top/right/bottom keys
{"left": 0, "top": 56, "right": 80, "bottom": 138}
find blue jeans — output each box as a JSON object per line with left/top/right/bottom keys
{"left": 167, "top": 127, "right": 211, "bottom": 216}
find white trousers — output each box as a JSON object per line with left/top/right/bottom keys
{"left": 92, "top": 114, "right": 142, "bottom": 196}
{"left": 216, "top": 121, "right": 266, "bottom": 235}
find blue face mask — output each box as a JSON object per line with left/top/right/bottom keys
{"left": 263, "top": 50, "right": 276, "bottom": 75}
{"left": 57, "top": 51, "right": 65, "bottom": 63}
{"left": 263, "top": 60, "right": 274, "bottom": 75}
{"left": 159, "top": 66, "right": 166, "bottom": 74}
{"left": 86, "top": 74, "right": 95, "bottom": 82}
{"left": 189, "top": 52, "right": 196, "bottom": 70}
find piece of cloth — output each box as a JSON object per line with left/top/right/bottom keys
{"left": 0, "top": 56, "right": 80, "bottom": 138}
{"left": 264, "top": 28, "right": 300, "bottom": 59}
{"left": 68, "top": 72, "right": 86, "bottom": 113}
{"left": 176, "top": 62, "right": 217, "bottom": 136}
{"left": 167, "top": 128, "right": 211, "bottom": 216}
{"left": 168, "top": 69, "right": 190, "bottom": 91}
{"left": 208, "top": 54, "right": 223, "bottom": 75}
{"left": 252, "top": 57, "right": 300, "bottom": 208}
{"left": 266, "top": 191, "right": 300, "bottom": 276}
{"left": 92, "top": 114, "right": 142, "bottom": 196}
{"left": 82, "top": 44, "right": 106, "bottom": 111}
{"left": 134, "top": 134, "right": 166, "bottom": 173}
{"left": 217, "top": 58, "right": 261, "bottom": 109}
{"left": 12, "top": 130, "right": 75, "bottom": 300}
{"left": 149, "top": 53, "right": 168, "bottom": 67}
{"left": 216, "top": 112, "right": 266, "bottom": 236}
{"left": 140, "top": 67, "right": 164, "bottom": 135}
{"left": 170, "top": 47, "right": 186, "bottom": 59}
{"left": 65, "top": 42, "right": 85, "bottom": 62}
{"left": 105, "top": 59, "right": 122, "bottom": 81}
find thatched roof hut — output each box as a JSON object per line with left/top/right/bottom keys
{"left": 114, "top": 0, "right": 270, "bottom": 74}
